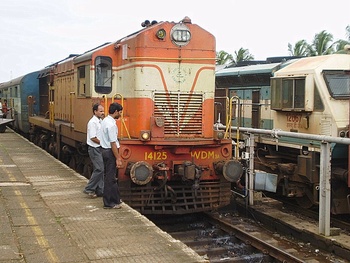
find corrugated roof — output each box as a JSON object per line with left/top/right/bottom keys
{"left": 216, "top": 62, "right": 282, "bottom": 77}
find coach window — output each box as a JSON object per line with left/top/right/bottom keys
{"left": 12, "top": 86, "right": 18, "bottom": 97}
{"left": 95, "top": 56, "right": 112, "bottom": 94}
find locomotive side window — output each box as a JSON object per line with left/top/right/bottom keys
{"left": 314, "top": 86, "right": 324, "bottom": 111}
{"left": 282, "top": 79, "right": 293, "bottom": 108}
{"left": 77, "top": 65, "right": 91, "bottom": 97}
{"left": 271, "top": 78, "right": 282, "bottom": 109}
{"left": 294, "top": 79, "right": 305, "bottom": 108}
{"left": 323, "top": 70, "right": 350, "bottom": 99}
{"left": 271, "top": 77, "right": 305, "bottom": 110}
{"left": 95, "top": 56, "right": 112, "bottom": 94}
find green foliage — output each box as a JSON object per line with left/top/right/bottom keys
{"left": 288, "top": 26, "right": 350, "bottom": 57}
{"left": 216, "top": 48, "right": 254, "bottom": 66}
{"left": 216, "top": 50, "right": 233, "bottom": 65}
{"left": 218, "top": 25, "right": 350, "bottom": 62}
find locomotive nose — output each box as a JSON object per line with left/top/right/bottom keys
{"left": 215, "top": 160, "right": 243, "bottom": 182}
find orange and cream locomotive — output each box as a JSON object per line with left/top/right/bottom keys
{"left": 1, "top": 17, "right": 242, "bottom": 214}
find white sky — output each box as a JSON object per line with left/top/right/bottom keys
{"left": 0, "top": 0, "right": 349, "bottom": 83}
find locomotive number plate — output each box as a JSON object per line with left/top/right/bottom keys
{"left": 286, "top": 113, "right": 302, "bottom": 128}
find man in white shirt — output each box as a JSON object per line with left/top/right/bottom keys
{"left": 84, "top": 104, "right": 105, "bottom": 198}
{"left": 100, "top": 102, "right": 123, "bottom": 209}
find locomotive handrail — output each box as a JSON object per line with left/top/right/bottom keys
{"left": 103, "top": 95, "right": 108, "bottom": 116}
{"left": 69, "top": 92, "right": 75, "bottom": 129}
{"left": 49, "top": 86, "right": 54, "bottom": 127}
{"left": 229, "top": 126, "right": 350, "bottom": 145}
{"left": 226, "top": 96, "right": 241, "bottom": 159}
{"left": 113, "top": 93, "right": 131, "bottom": 139}
{"left": 227, "top": 125, "right": 350, "bottom": 237}
{"left": 49, "top": 102, "right": 54, "bottom": 126}
{"left": 27, "top": 95, "right": 34, "bottom": 117}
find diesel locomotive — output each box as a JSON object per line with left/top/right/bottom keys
{"left": 215, "top": 52, "right": 350, "bottom": 214}
{"left": 0, "top": 17, "right": 243, "bottom": 214}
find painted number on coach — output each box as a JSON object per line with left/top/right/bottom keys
{"left": 286, "top": 113, "right": 302, "bottom": 128}
{"left": 144, "top": 151, "right": 167, "bottom": 161}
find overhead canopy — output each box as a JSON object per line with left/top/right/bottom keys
{"left": 216, "top": 62, "right": 282, "bottom": 78}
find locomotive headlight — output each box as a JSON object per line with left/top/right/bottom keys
{"left": 170, "top": 24, "right": 191, "bottom": 46}
{"left": 156, "top": 29, "right": 166, "bottom": 40}
{"left": 140, "top": 130, "right": 151, "bottom": 141}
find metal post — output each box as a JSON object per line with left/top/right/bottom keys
{"left": 248, "top": 133, "right": 255, "bottom": 206}
{"left": 319, "top": 141, "right": 331, "bottom": 236}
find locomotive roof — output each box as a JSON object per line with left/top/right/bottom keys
{"left": 74, "top": 42, "right": 112, "bottom": 64}
{"left": 274, "top": 54, "right": 350, "bottom": 75}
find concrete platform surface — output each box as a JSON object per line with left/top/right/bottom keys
{"left": 0, "top": 130, "right": 207, "bottom": 263}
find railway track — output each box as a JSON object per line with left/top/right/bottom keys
{"left": 148, "top": 209, "right": 344, "bottom": 262}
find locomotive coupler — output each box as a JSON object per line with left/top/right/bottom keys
{"left": 177, "top": 161, "right": 201, "bottom": 181}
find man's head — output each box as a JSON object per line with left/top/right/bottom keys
{"left": 92, "top": 103, "right": 104, "bottom": 119}
{"left": 109, "top": 102, "right": 123, "bottom": 119}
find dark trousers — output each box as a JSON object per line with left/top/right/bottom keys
{"left": 84, "top": 146, "right": 104, "bottom": 196}
{"left": 102, "top": 148, "right": 121, "bottom": 207}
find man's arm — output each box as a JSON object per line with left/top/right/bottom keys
{"left": 111, "top": 141, "right": 122, "bottom": 168}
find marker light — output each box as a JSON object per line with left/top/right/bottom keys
{"left": 156, "top": 29, "right": 166, "bottom": 40}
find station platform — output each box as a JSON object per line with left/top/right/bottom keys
{"left": 0, "top": 129, "right": 207, "bottom": 263}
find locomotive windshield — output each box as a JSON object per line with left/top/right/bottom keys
{"left": 271, "top": 77, "right": 306, "bottom": 110}
{"left": 95, "top": 56, "right": 112, "bottom": 94}
{"left": 323, "top": 70, "right": 350, "bottom": 99}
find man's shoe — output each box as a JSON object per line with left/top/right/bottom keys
{"left": 104, "top": 204, "right": 122, "bottom": 209}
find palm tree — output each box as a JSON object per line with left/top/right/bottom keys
{"left": 288, "top": 40, "right": 310, "bottom": 56}
{"left": 309, "top": 30, "right": 335, "bottom": 56}
{"left": 233, "top": 48, "right": 254, "bottom": 65}
{"left": 335, "top": 25, "right": 350, "bottom": 53}
{"left": 334, "top": 39, "right": 350, "bottom": 53}
{"left": 216, "top": 50, "right": 233, "bottom": 65}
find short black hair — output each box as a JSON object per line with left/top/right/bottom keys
{"left": 109, "top": 102, "right": 123, "bottom": 114}
{"left": 92, "top": 103, "right": 100, "bottom": 113}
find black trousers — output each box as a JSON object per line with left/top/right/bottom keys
{"left": 101, "top": 148, "right": 121, "bottom": 207}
